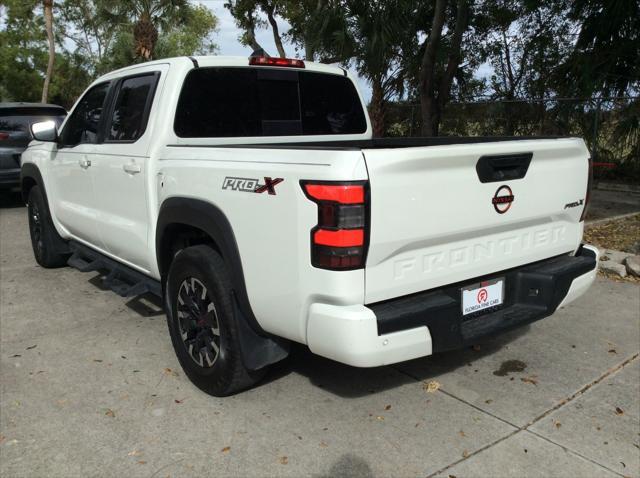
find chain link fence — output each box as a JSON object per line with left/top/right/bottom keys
{"left": 384, "top": 97, "right": 640, "bottom": 180}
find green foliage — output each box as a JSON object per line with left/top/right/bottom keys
{"left": 0, "top": 0, "right": 49, "bottom": 102}
{"left": 561, "top": 0, "right": 640, "bottom": 97}
{"left": 0, "top": 0, "right": 218, "bottom": 107}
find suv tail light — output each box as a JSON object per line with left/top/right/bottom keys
{"left": 301, "top": 181, "right": 369, "bottom": 270}
{"left": 249, "top": 57, "right": 305, "bottom": 68}
{"left": 580, "top": 156, "right": 593, "bottom": 222}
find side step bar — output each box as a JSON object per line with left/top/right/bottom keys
{"left": 67, "top": 242, "right": 162, "bottom": 298}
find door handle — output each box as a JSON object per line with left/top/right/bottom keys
{"left": 79, "top": 157, "right": 91, "bottom": 169}
{"left": 123, "top": 163, "right": 141, "bottom": 174}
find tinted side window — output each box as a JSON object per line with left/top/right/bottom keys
{"left": 174, "top": 68, "right": 367, "bottom": 138}
{"left": 60, "top": 83, "right": 110, "bottom": 147}
{"left": 107, "top": 74, "right": 157, "bottom": 141}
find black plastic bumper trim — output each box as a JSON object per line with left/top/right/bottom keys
{"left": 370, "top": 246, "right": 596, "bottom": 353}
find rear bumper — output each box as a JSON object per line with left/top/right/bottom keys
{"left": 306, "top": 244, "right": 598, "bottom": 367}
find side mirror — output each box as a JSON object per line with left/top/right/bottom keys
{"left": 31, "top": 120, "right": 58, "bottom": 142}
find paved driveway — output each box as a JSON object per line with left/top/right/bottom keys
{"left": 1, "top": 196, "right": 639, "bottom": 478}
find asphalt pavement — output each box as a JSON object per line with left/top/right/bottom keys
{"left": 1, "top": 193, "right": 639, "bottom": 478}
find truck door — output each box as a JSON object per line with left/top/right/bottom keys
{"left": 91, "top": 70, "right": 164, "bottom": 273}
{"left": 50, "top": 82, "right": 111, "bottom": 249}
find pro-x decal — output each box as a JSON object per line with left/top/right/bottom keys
{"left": 222, "top": 176, "right": 284, "bottom": 195}
{"left": 564, "top": 199, "right": 584, "bottom": 209}
{"left": 492, "top": 185, "right": 514, "bottom": 214}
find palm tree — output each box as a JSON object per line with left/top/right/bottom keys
{"left": 348, "top": 0, "right": 413, "bottom": 137}
{"left": 41, "top": 0, "right": 55, "bottom": 102}
{"left": 130, "top": 0, "right": 189, "bottom": 60}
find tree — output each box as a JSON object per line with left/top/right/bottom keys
{"left": 1, "top": 0, "right": 219, "bottom": 106}
{"left": 41, "top": 0, "right": 55, "bottom": 102}
{"left": 225, "top": 0, "right": 270, "bottom": 54}
{"left": 560, "top": 0, "right": 640, "bottom": 98}
{"left": 58, "top": 0, "right": 121, "bottom": 75}
{"left": 63, "top": 1, "right": 218, "bottom": 72}
{"left": 346, "top": 0, "right": 415, "bottom": 136}
{"left": 281, "top": 0, "right": 351, "bottom": 62}
{"left": 482, "top": 1, "right": 573, "bottom": 134}
{"left": 419, "top": 0, "right": 470, "bottom": 136}
{"left": 0, "top": 0, "right": 51, "bottom": 102}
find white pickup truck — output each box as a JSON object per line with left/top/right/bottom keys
{"left": 21, "top": 55, "right": 598, "bottom": 396}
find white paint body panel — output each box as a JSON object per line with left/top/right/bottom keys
{"left": 362, "top": 138, "right": 589, "bottom": 303}
{"left": 20, "top": 56, "right": 597, "bottom": 367}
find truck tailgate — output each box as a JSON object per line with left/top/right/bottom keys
{"left": 363, "top": 138, "right": 589, "bottom": 304}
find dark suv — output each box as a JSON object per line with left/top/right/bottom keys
{"left": 0, "top": 103, "right": 66, "bottom": 190}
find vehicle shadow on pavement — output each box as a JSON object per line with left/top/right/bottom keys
{"left": 265, "top": 326, "right": 529, "bottom": 398}
{"left": 0, "top": 190, "right": 24, "bottom": 209}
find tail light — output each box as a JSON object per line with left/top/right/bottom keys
{"left": 0, "top": 132, "right": 9, "bottom": 141}
{"left": 580, "top": 156, "right": 593, "bottom": 222}
{"left": 301, "top": 181, "right": 369, "bottom": 270}
{"left": 249, "top": 57, "right": 305, "bottom": 68}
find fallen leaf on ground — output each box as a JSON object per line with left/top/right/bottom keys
{"left": 462, "top": 450, "right": 469, "bottom": 458}
{"left": 375, "top": 416, "right": 384, "bottom": 421}
{"left": 26, "top": 345, "right": 37, "bottom": 350}
{"left": 553, "top": 420, "right": 562, "bottom": 429}
{"left": 93, "top": 359, "right": 103, "bottom": 363}
{"left": 105, "top": 409, "right": 115, "bottom": 418}
{"left": 384, "top": 405, "right": 391, "bottom": 410}
{"left": 128, "top": 449, "right": 142, "bottom": 457}
{"left": 221, "top": 446, "right": 231, "bottom": 453}
{"left": 279, "top": 456, "right": 288, "bottom": 465}
{"left": 163, "top": 368, "right": 178, "bottom": 377}
{"left": 424, "top": 380, "right": 441, "bottom": 393}
{"left": 459, "top": 430, "right": 466, "bottom": 437}
{"left": 174, "top": 399, "right": 185, "bottom": 404}
{"left": 608, "top": 349, "right": 617, "bottom": 354}
{"left": 485, "top": 399, "right": 493, "bottom": 404}
{"left": 521, "top": 376, "right": 538, "bottom": 385}
{"left": 11, "top": 354, "right": 21, "bottom": 358}
{"left": 136, "top": 460, "right": 147, "bottom": 465}
{"left": 319, "top": 441, "right": 328, "bottom": 448}
{"left": 615, "top": 407, "right": 624, "bottom": 416}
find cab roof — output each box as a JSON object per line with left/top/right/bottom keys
{"left": 97, "top": 55, "right": 347, "bottom": 82}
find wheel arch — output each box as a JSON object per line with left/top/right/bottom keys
{"left": 21, "top": 163, "right": 45, "bottom": 205}
{"left": 156, "top": 197, "right": 289, "bottom": 370}
{"left": 156, "top": 197, "right": 263, "bottom": 336}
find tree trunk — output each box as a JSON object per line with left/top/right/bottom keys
{"left": 41, "top": 0, "right": 55, "bottom": 103}
{"left": 134, "top": 13, "right": 158, "bottom": 60}
{"left": 419, "top": 0, "right": 447, "bottom": 136}
{"left": 437, "top": 0, "right": 469, "bottom": 112}
{"left": 370, "top": 79, "right": 386, "bottom": 138}
{"left": 263, "top": 2, "right": 286, "bottom": 58}
{"left": 305, "top": 42, "right": 315, "bottom": 61}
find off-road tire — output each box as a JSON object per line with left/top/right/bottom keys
{"left": 27, "top": 186, "right": 69, "bottom": 268}
{"left": 165, "top": 245, "right": 265, "bottom": 396}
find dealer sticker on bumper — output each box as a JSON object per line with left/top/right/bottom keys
{"left": 462, "top": 279, "right": 504, "bottom": 316}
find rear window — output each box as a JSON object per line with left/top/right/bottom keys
{"left": 174, "top": 67, "right": 367, "bottom": 138}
